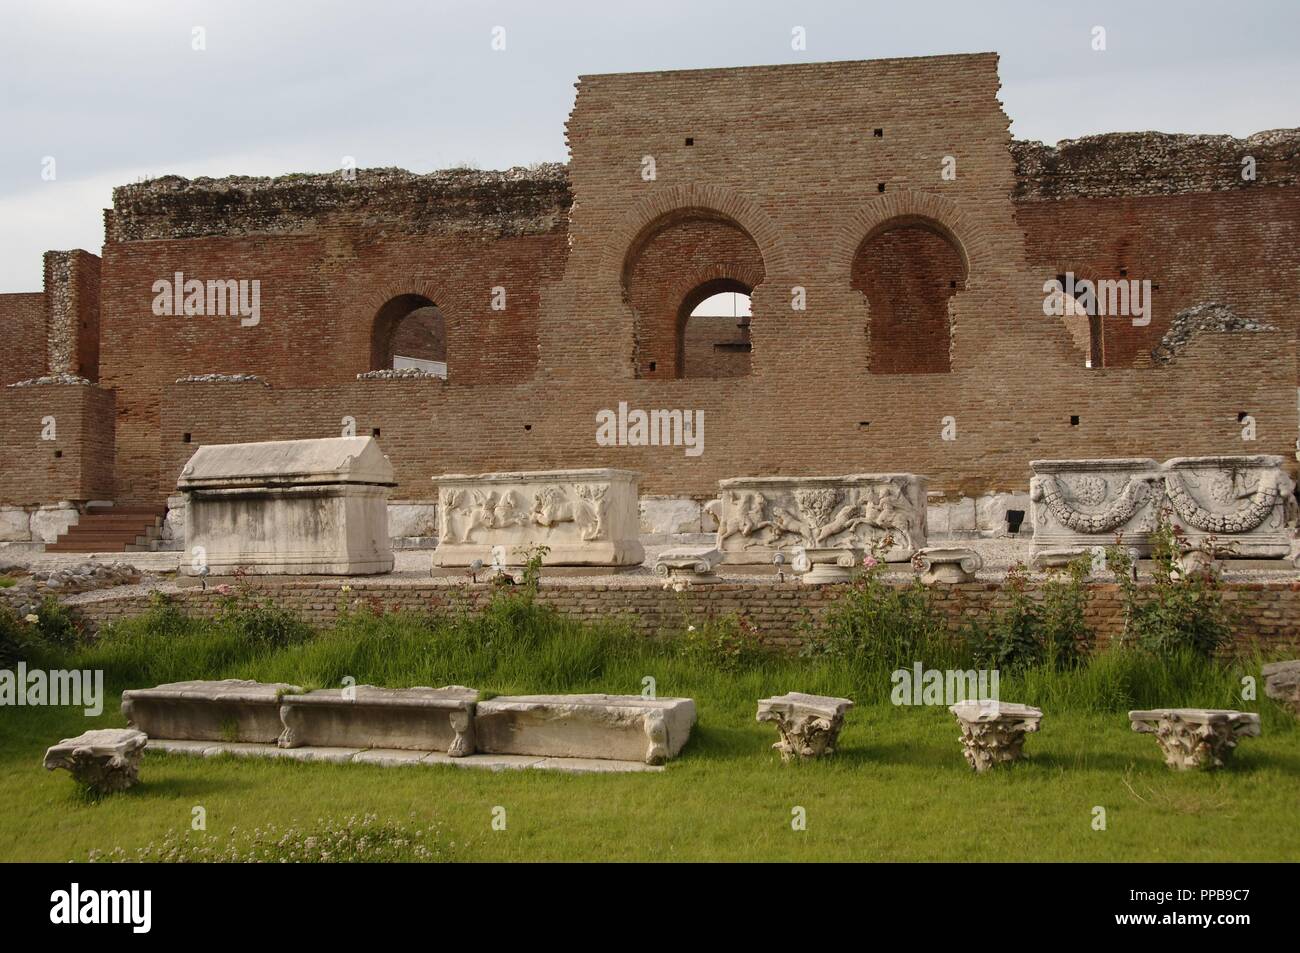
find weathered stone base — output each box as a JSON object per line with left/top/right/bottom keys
{"left": 146, "top": 739, "right": 662, "bottom": 773}
{"left": 474, "top": 694, "right": 695, "bottom": 765}
{"left": 912, "top": 546, "right": 982, "bottom": 584}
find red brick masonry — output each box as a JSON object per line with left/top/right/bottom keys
{"left": 69, "top": 579, "right": 1300, "bottom": 652}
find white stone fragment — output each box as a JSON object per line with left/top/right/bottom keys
{"left": 756, "top": 692, "right": 853, "bottom": 761}
{"left": 1262, "top": 660, "right": 1300, "bottom": 718}
{"left": 473, "top": 693, "right": 695, "bottom": 765}
{"left": 432, "top": 469, "right": 644, "bottom": 567}
{"left": 912, "top": 546, "right": 982, "bottom": 584}
{"left": 949, "top": 700, "right": 1043, "bottom": 772}
{"left": 44, "top": 728, "right": 148, "bottom": 793}
{"left": 1129, "top": 708, "right": 1261, "bottom": 770}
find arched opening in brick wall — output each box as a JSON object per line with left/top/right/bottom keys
{"left": 622, "top": 209, "right": 765, "bottom": 379}
{"left": 370, "top": 294, "right": 447, "bottom": 377}
{"left": 851, "top": 219, "right": 966, "bottom": 374}
{"left": 680, "top": 283, "right": 753, "bottom": 378}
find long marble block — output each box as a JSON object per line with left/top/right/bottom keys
{"left": 178, "top": 436, "right": 396, "bottom": 575}
{"left": 278, "top": 685, "right": 480, "bottom": 756}
{"left": 1129, "top": 708, "right": 1261, "bottom": 770}
{"left": 473, "top": 694, "right": 696, "bottom": 765}
{"left": 44, "top": 728, "right": 148, "bottom": 793}
{"left": 1030, "top": 458, "right": 1161, "bottom": 554}
{"left": 711, "top": 473, "right": 927, "bottom": 564}
{"left": 1262, "top": 660, "right": 1300, "bottom": 717}
{"left": 122, "top": 679, "right": 302, "bottom": 744}
{"left": 1163, "top": 456, "right": 1294, "bottom": 557}
{"left": 433, "top": 469, "right": 644, "bottom": 567}
{"left": 757, "top": 692, "right": 853, "bottom": 760}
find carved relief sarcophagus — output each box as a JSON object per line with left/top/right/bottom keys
{"left": 710, "top": 474, "right": 927, "bottom": 564}
{"left": 432, "top": 468, "right": 644, "bottom": 568}
{"left": 1162, "top": 455, "right": 1294, "bottom": 558}
{"left": 1029, "top": 458, "right": 1162, "bottom": 554}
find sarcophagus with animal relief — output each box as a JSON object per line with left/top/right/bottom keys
{"left": 432, "top": 469, "right": 644, "bottom": 568}
{"left": 708, "top": 474, "right": 928, "bottom": 564}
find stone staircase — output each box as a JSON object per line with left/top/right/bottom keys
{"left": 46, "top": 504, "right": 168, "bottom": 553}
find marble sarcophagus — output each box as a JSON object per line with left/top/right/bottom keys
{"left": 709, "top": 473, "right": 927, "bottom": 565}
{"left": 432, "top": 468, "right": 644, "bottom": 567}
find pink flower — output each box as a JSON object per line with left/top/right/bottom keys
{"left": 863, "top": 555, "right": 878, "bottom": 568}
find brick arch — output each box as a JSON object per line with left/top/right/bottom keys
{"left": 607, "top": 184, "right": 788, "bottom": 285}
{"left": 621, "top": 206, "right": 767, "bottom": 379}
{"left": 362, "top": 280, "right": 455, "bottom": 375}
{"left": 834, "top": 191, "right": 989, "bottom": 279}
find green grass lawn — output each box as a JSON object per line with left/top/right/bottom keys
{"left": 2, "top": 589, "right": 1297, "bottom": 862}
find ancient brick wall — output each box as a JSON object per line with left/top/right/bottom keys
{"left": 10, "top": 56, "right": 1298, "bottom": 507}
{"left": 0, "top": 293, "right": 47, "bottom": 385}
{"left": 42, "top": 250, "right": 101, "bottom": 381}
{"left": 0, "top": 383, "right": 115, "bottom": 504}
{"left": 69, "top": 578, "right": 1300, "bottom": 652}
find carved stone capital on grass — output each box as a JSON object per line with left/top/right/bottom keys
{"left": 1262, "top": 660, "right": 1300, "bottom": 718}
{"left": 756, "top": 692, "right": 854, "bottom": 761}
{"left": 43, "top": 728, "right": 148, "bottom": 793}
{"left": 949, "top": 700, "right": 1043, "bottom": 772}
{"left": 1129, "top": 708, "right": 1261, "bottom": 770}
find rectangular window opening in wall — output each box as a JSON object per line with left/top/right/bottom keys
{"left": 684, "top": 137, "right": 694, "bottom": 146}
{"left": 873, "top": 128, "right": 883, "bottom": 137}
{"left": 1070, "top": 415, "right": 1080, "bottom": 427}
{"left": 1238, "top": 411, "right": 1249, "bottom": 422}
{"left": 372, "top": 428, "right": 381, "bottom": 438}
{"left": 183, "top": 433, "right": 192, "bottom": 443}
{"left": 877, "top": 182, "right": 886, "bottom": 193}
{"left": 54, "top": 450, "right": 63, "bottom": 459}
{"left": 524, "top": 424, "right": 532, "bottom": 432}
{"left": 648, "top": 361, "right": 656, "bottom": 372}
{"left": 858, "top": 421, "right": 870, "bottom": 430}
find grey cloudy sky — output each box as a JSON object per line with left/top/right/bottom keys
{"left": 1, "top": 0, "right": 1296, "bottom": 291}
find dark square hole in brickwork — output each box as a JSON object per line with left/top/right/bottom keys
{"left": 684, "top": 137, "right": 694, "bottom": 146}
{"left": 949, "top": 280, "right": 957, "bottom": 289}
{"left": 53, "top": 450, "right": 63, "bottom": 459}
{"left": 524, "top": 424, "right": 532, "bottom": 432}
{"left": 649, "top": 361, "right": 657, "bottom": 372}
{"left": 877, "top": 182, "right": 886, "bottom": 193}
{"left": 1070, "top": 415, "right": 1080, "bottom": 427}
{"left": 874, "top": 128, "right": 883, "bottom": 137}
{"left": 1152, "top": 283, "right": 1160, "bottom": 290}
{"left": 372, "top": 428, "right": 381, "bottom": 438}
{"left": 1119, "top": 268, "right": 1128, "bottom": 277}
{"left": 1006, "top": 510, "right": 1026, "bottom": 533}
{"left": 858, "top": 421, "right": 871, "bottom": 430}
{"left": 182, "top": 433, "right": 191, "bottom": 443}
{"left": 1238, "top": 411, "right": 1249, "bottom": 422}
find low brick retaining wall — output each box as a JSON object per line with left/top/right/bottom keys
{"left": 67, "top": 578, "right": 1300, "bottom": 651}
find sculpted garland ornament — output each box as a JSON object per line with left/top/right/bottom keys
{"left": 1032, "top": 473, "right": 1151, "bottom": 534}
{"left": 1163, "top": 469, "right": 1286, "bottom": 534}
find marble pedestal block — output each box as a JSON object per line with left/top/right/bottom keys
{"left": 1163, "top": 456, "right": 1294, "bottom": 558}
{"left": 433, "top": 469, "right": 644, "bottom": 568}
{"left": 711, "top": 473, "right": 927, "bottom": 566}
{"left": 949, "top": 700, "right": 1043, "bottom": 771}
{"left": 278, "top": 685, "right": 480, "bottom": 756}
{"left": 44, "top": 728, "right": 148, "bottom": 793}
{"left": 1262, "top": 660, "right": 1300, "bottom": 718}
{"left": 1129, "top": 708, "right": 1261, "bottom": 770}
{"left": 122, "top": 679, "right": 302, "bottom": 744}
{"left": 178, "top": 436, "right": 396, "bottom": 575}
{"left": 474, "top": 694, "right": 696, "bottom": 765}
{"left": 913, "top": 546, "right": 983, "bottom": 584}
{"left": 756, "top": 692, "right": 853, "bottom": 761}
{"left": 1030, "top": 459, "right": 1161, "bottom": 555}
